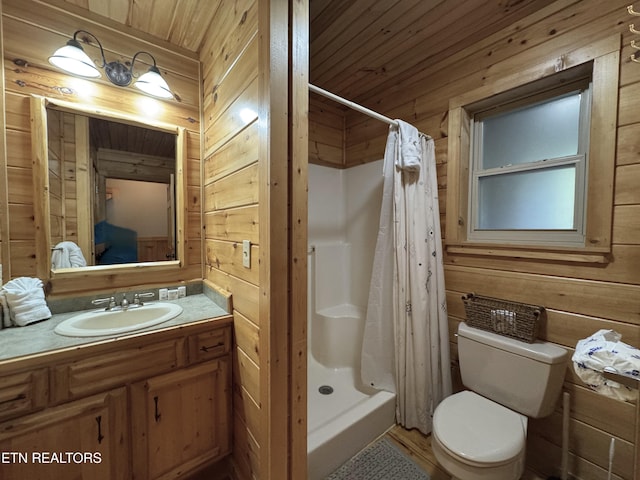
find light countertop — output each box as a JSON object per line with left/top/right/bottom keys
{"left": 0, "top": 294, "right": 229, "bottom": 362}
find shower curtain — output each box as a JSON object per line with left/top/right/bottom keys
{"left": 361, "top": 120, "right": 452, "bottom": 435}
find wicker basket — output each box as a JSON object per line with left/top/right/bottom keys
{"left": 461, "top": 293, "right": 543, "bottom": 343}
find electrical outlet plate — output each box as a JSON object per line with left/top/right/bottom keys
{"left": 242, "top": 240, "right": 251, "bottom": 268}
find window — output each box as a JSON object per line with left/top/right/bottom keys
{"left": 468, "top": 80, "right": 592, "bottom": 246}
{"left": 445, "top": 35, "right": 619, "bottom": 262}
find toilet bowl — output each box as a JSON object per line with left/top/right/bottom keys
{"left": 430, "top": 322, "right": 568, "bottom": 479}
{"left": 432, "top": 390, "right": 527, "bottom": 480}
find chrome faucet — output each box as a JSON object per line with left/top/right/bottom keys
{"left": 92, "top": 296, "right": 117, "bottom": 311}
{"left": 91, "top": 292, "right": 155, "bottom": 312}
{"left": 133, "top": 292, "right": 155, "bottom": 306}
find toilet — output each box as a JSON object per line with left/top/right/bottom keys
{"left": 432, "top": 322, "right": 569, "bottom": 480}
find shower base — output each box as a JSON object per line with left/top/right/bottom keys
{"left": 307, "top": 354, "right": 396, "bottom": 480}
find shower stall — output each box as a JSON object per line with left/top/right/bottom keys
{"left": 306, "top": 161, "right": 396, "bottom": 480}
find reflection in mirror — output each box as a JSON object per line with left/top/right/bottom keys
{"left": 46, "top": 109, "right": 177, "bottom": 270}
{"left": 31, "top": 96, "right": 186, "bottom": 279}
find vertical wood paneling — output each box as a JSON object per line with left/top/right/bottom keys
{"left": 47, "top": 108, "right": 64, "bottom": 249}
{"left": 0, "top": 0, "right": 7, "bottom": 283}
{"left": 291, "top": 0, "right": 309, "bottom": 478}
{"left": 256, "top": 1, "right": 291, "bottom": 478}
{"left": 30, "top": 96, "right": 51, "bottom": 280}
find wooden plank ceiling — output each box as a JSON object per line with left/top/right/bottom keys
{"left": 310, "top": 0, "right": 559, "bottom": 110}
{"left": 58, "top": 0, "right": 557, "bottom": 109}
{"left": 89, "top": 117, "right": 175, "bottom": 159}
{"left": 58, "top": 0, "right": 222, "bottom": 53}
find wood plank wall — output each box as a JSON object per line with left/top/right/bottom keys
{"left": 199, "top": 1, "right": 261, "bottom": 478}
{"left": 313, "top": 1, "right": 640, "bottom": 479}
{"left": 202, "top": 2, "right": 297, "bottom": 478}
{"left": 47, "top": 108, "right": 66, "bottom": 248}
{"left": 47, "top": 109, "right": 91, "bottom": 260}
{"left": 309, "top": 95, "right": 344, "bottom": 167}
{"left": 0, "top": 0, "right": 202, "bottom": 294}
{"left": 0, "top": 1, "right": 7, "bottom": 284}
{"left": 137, "top": 237, "right": 171, "bottom": 262}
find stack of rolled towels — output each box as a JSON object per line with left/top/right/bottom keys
{"left": 0, "top": 277, "right": 52, "bottom": 328}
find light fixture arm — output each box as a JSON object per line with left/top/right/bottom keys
{"left": 129, "top": 51, "right": 159, "bottom": 79}
{"left": 71, "top": 30, "right": 108, "bottom": 68}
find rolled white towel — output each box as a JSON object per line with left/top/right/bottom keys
{"left": 1, "top": 277, "right": 52, "bottom": 327}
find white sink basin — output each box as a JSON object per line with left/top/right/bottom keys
{"left": 54, "top": 302, "right": 183, "bottom": 337}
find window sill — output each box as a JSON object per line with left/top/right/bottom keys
{"left": 445, "top": 243, "right": 610, "bottom": 264}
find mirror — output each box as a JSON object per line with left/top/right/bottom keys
{"left": 31, "top": 96, "right": 186, "bottom": 279}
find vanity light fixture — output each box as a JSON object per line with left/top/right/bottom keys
{"left": 49, "top": 30, "right": 174, "bottom": 99}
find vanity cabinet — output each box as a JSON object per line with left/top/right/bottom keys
{"left": 0, "top": 316, "right": 232, "bottom": 480}
{"left": 50, "top": 338, "right": 183, "bottom": 404}
{"left": 0, "top": 387, "right": 129, "bottom": 479}
{"left": 0, "top": 368, "right": 48, "bottom": 421}
{"left": 131, "top": 359, "right": 231, "bottom": 480}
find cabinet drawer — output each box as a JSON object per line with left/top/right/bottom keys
{"left": 51, "top": 339, "right": 184, "bottom": 403}
{"left": 188, "top": 326, "right": 231, "bottom": 363}
{"left": 0, "top": 369, "right": 48, "bottom": 421}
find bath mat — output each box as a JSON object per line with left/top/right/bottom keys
{"left": 324, "top": 437, "right": 430, "bottom": 480}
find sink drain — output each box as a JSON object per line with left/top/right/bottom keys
{"left": 318, "top": 385, "right": 334, "bottom": 395}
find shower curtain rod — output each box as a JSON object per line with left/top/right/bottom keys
{"left": 309, "top": 83, "right": 398, "bottom": 127}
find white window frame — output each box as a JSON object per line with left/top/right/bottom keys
{"left": 444, "top": 35, "right": 619, "bottom": 263}
{"left": 467, "top": 82, "right": 592, "bottom": 247}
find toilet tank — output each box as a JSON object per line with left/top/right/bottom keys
{"left": 458, "top": 322, "right": 569, "bottom": 418}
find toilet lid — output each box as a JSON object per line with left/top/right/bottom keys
{"left": 433, "top": 391, "right": 526, "bottom": 465}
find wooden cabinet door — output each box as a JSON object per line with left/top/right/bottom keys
{"left": 0, "top": 387, "right": 129, "bottom": 480}
{"left": 131, "top": 359, "right": 231, "bottom": 480}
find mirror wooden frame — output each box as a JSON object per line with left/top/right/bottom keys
{"left": 30, "top": 95, "right": 187, "bottom": 281}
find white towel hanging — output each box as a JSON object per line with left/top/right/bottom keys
{"left": 51, "top": 241, "right": 87, "bottom": 269}
{"left": 395, "top": 120, "right": 421, "bottom": 173}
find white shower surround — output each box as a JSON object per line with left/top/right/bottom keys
{"left": 307, "top": 162, "right": 396, "bottom": 480}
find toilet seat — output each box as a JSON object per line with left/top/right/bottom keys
{"left": 433, "top": 390, "right": 526, "bottom": 467}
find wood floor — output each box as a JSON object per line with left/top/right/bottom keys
{"left": 384, "top": 425, "right": 451, "bottom": 479}
{"left": 384, "top": 425, "right": 547, "bottom": 480}
{"left": 191, "top": 424, "right": 548, "bottom": 479}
